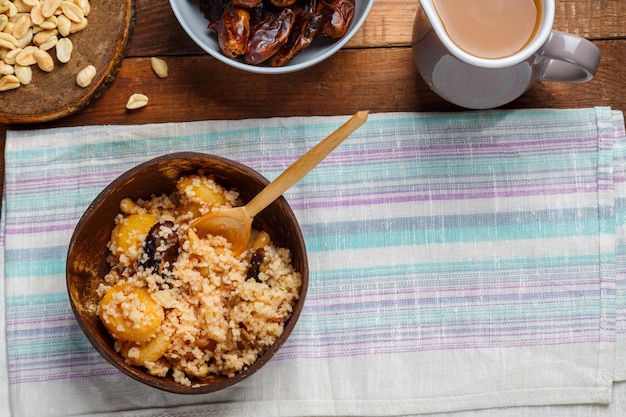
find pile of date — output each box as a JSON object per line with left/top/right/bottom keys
{"left": 199, "top": 0, "right": 356, "bottom": 66}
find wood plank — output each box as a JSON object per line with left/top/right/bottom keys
{"left": 36, "top": 39, "right": 625, "bottom": 129}
{"left": 555, "top": 0, "right": 626, "bottom": 39}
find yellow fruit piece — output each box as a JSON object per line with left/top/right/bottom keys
{"left": 99, "top": 282, "right": 164, "bottom": 343}
{"left": 252, "top": 231, "right": 271, "bottom": 250}
{"left": 109, "top": 213, "right": 157, "bottom": 258}
{"left": 120, "top": 330, "right": 170, "bottom": 366}
{"left": 176, "top": 176, "right": 226, "bottom": 207}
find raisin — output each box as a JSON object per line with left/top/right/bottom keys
{"left": 140, "top": 220, "right": 179, "bottom": 277}
{"left": 246, "top": 248, "right": 265, "bottom": 282}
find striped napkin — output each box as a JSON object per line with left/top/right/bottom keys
{"left": 1, "top": 107, "right": 625, "bottom": 417}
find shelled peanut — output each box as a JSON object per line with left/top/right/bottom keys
{"left": 0, "top": 0, "right": 92, "bottom": 92}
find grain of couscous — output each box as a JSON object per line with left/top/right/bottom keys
{"left": 97, "top": 174, "right": 302, "bottom": 386}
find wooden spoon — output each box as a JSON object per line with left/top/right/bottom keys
{"left": 190, "top": 110, "right": 369, "bottom": 255}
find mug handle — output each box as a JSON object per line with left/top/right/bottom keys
{"left": 536, "top": 31, "right": 601, "bottom": 83}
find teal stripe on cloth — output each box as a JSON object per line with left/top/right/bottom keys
{"left": 301, "top": 219, "right": 602, "bottom": 252}
{"left": 1, "top": 108, "right": 625, "bottom": 417}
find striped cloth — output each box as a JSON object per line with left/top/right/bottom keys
{"left": 1, "top": 107, "right": 625, "bottom": 417}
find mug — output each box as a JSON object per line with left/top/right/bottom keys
{"left": 412, "top": 0, "right": 601, "bottom": 109}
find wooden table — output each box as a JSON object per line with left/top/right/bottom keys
{"left": 1, "top": 0, "right": 625, "bottom": 198}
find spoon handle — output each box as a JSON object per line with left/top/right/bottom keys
{"left": 245, "top": 110, "right": 369, "bottom": 217}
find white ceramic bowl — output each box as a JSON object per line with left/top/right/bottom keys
{"left": 170, "top": 0, "right": 374, "bottom": 74}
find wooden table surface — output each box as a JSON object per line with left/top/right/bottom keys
{"left": 0, "top": 0, "right": 625, "bottom": 198}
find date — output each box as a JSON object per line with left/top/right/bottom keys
{"left": 245, "top": 8, "right": 295, "bottom": 65}
{"left": 203, "top": 0, "right": 356, "bottom": 67}
{"left": 218, "top": 7, "right": 251, "bottom": 58}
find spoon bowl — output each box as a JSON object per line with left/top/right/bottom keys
{"left": 190, "top": 111, "right": 369, "bottom": 255}
{"left": 191, "top": 206, "right": 253, "bottom": 255}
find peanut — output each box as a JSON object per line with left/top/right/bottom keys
{"left": 56, "top": 13, "right": 70, "bottom": 36}
{"left": 75, "top": 63, "right": 95, "bottom": 87}
{"left": 0, "top": 60, "right": 13, "bottom": 75}
{"left": 0, "top": 32, "right": 18, "bottom": 49}
{"left": 0, "top": 37, "right": 14, "bottom": 50}
{"left": 15, "top": 29, "right": 32, "bottom": 48}
{"left": 72, "top": 0, "right": 89, "bottom": 16}
{"left": 0, "top": 74, "right": 19, "bottom": 91}
{"left": 15, "top": 45, "right": 36, "bottom": 66}
{"left": 32, "top": 28, "right": 57, "bottom": 46}
{"left": 38, "top": 15, "right": 58, "bottom": 30}
{"left": 30, "top": 2, "right": 43, "bottom": 25}
{"left": 12, "top": 14, "right": 31, "bottom": 39}
{"left": 61, "top": 1, "right": 83, "bottom": 22}
{"left": 14, "top": 63, "right": 31, "bottom": 84}
{"left": 6, "top": 1, "right": 16, "bottom": 17}
{"left": 69, "top": 16, "right": 86, "bottom": 33}
{"left": 3, "top": 48, "right": 21, "bottom": 65}
{"left": 33, "top": 48, "right": 53, "bottom": 72}
{"left": 3, "top": 21, "right": 14, "bottom": 34}
{"left": 0, "top": 1, "right": 10, "bottom": 15}
{"left": 13, "top": 0, "right": 32, "bottom": 13}
{"left": 150, "top": 57, "right": 168, "bottom": 78}
{"left": 126, "top": 93, "right": 149, "bottom": 110}
{"left": 119, "top": 198, "right": 137, "bottom": 215}
{"left": 42, "top": 0, "right": 62, "bottom": 18}
{"left": 0, "top": 0, "right": 92, "bottom": 93}
{"left": 39, "top": 34, "right": 57, "bottom": 51}
{"left": 55, "top": 36, "right": 72, "bottom": 63}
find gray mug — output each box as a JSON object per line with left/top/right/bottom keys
{"left": 412, "top": 0, "right": 601, "bottom": 109}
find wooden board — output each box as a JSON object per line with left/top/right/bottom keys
{"left": 0, "top": 0, "right": 135, "bottom": 124}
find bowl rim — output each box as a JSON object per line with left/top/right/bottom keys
{"left": 169, "top": 0, "right": 375, "bottom": 74}
{"left": 66, "top": 151, "right": 309, "bottom": 394}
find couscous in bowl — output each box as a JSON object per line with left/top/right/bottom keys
{"left": 66, "top": 152, "right": 308, "bottom": 394}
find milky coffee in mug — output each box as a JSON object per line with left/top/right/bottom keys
{"left": 412, "top": 0, "right": 600, "bottom": 109}
{"left": 433, "top": 0, "right": 541, "bottom": 59}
